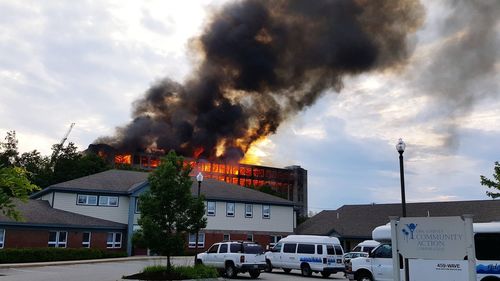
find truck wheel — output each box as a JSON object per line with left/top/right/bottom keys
{"left": 283, "top": 268, "right": 292, "bottom": 273}
{"left": 321, "top": 271, "right": 331, "bottom": 278}
{"left": 225, "top": 262, "right": 238, "bottom": 278}
{"left": 249, "top": 269, "right": 260, "bottom": 278}
{"left": 264, "top": 260, "right": 273, "bottom": 273}
{"left": 301, "top": 264, "right": 312, "bottom": 277}
{"left": 357, "top": 273, "right": 373, "bottom": 281}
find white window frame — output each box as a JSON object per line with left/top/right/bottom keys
{"left": 188, "top": 233, "right": 205, "bottom": 248}
{"left": 98, "top": 196, "right": 119, "bottom": 207}
{"left": 262, "top": 205, "right": 271, "bottom": 219}
{"left": 82, "top": 232, "right": 91, "bottom": 248}
{"left": 134, "top": 198, "right": 140, "bottom": 213}
{"left": 107, "top": 232, "right": 122, "bottom": 248}
{"left": 77, "top": 194, "right": 98, "bottom": 206}
{"left": 223, "top": 233, "right": 230, "bottom": 241}
{"left": 247, "top": 233, "right": 254, "bottom": 241}
{"left": 0, "top": 229, "right": 4, "bottom": 249}
{"left": 269, "top": 235, "right": 282, "bottom": 247}
{"left": 226, "top": 202, "right": 235, "bottom": 217}
{"left": 48, "top": 231, "right": 67, "bottom": 248}
{"left": 245, "top": 204, "right": 253, "bottom": 218}
{"left": 207, "top": 201, "right": 216, "bottom": 216}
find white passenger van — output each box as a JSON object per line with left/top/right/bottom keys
{"left": 348, "top": 222, "right": 500, "bottom": 281}
{"left": 264, "top": 235, "right": 345, "bottom": 278}
{"left": 352, "top": 240, "right": 381, "bottom": 253}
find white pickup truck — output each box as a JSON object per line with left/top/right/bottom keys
{"left": 196, "top": 241, "right": 267, "bottom": 279}
{"left": 345, "top": 243, "right": 397, "bottom": 281}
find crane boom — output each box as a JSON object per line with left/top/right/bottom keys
{"left": 50, "top": 122, "right": 75, "bottom": 166}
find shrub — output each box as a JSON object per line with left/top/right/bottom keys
{"left": 124, "top": 264, "right": 219, "bottom": 280}
{"left": 0, "top": 248, "right": 127, "bottom": 263}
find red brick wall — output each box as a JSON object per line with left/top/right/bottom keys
{"left": 2, "top": 228, "right": 125, "bottom": 251}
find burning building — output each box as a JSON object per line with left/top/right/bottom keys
{"left": 87, "top": 144, "right": 308, "bottom": 217}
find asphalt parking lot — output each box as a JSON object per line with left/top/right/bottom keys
{"left": 0, "top": 257, "right": 348, "bottom": 281}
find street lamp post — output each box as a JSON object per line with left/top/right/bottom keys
{"left": 194, "top": 172, "right": 203, "bottom": 265}
{"left": 396, "top": 138, "right": 410, "bottom": 281}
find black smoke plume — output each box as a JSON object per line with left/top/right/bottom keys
{"left": 96, "top": 0, "right": 424, "bottom": 161}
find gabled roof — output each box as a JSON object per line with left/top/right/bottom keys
{"left": 0, "top": 200, "right": 126, "bottom": 230}
{"left": 32, "top": 169, "right": 294, "bottom": 206}
{"left": 297, "top": 200, "right": 500, "bottom": 239}
{"left": 32, "top": 169, "right": 149, "bottom": 197}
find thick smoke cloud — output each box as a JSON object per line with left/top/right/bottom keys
{"left": 97, "top": 0, "right": 424, "bottom": 161}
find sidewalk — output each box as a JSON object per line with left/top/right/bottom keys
{"left": 0, "top": 255, "right": 193, "bottom": 269}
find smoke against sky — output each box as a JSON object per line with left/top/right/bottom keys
{"left": 98, "top": 0, "right": 424, "bottom": 161}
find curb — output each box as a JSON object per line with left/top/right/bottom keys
{"left": 0, "top": 255, "right": 193, "bottom": 269}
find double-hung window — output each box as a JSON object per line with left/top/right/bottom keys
{"left": 226, "top": 202, "right": 235, "bottom": 217}
{"left": 48, "top": 231, "right": 67, "bottom": 248}
{"left": 77, "top": 195, "right": 97, "bottom": 206}
{"left": 99, "top": 196, "right": 119, "bottom": 207}
{"left": 262, "top": 205, "right": 271, "bottom": 219}
{"left": 82, "top": 232, "right": 91, "bottom": 248}
{"left": 0, "top": 229, "right": 4, "bottom": 248}
{"left": 107, "top": 232, "right": 122, "bottom": 248}
{"left": 245, "top": 204, "right": 253, "bottom": 218}
{"left": 134, "top": 198, "right": 140, "bottom": 213}
{"left": 207, "top": 201, "right": 216, "bottom": 216}
{"left": 188, "top": 233, "right": 205, "bottom": 248}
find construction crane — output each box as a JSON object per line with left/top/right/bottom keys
{"left": 50, "top": 122, "right": 75, "bottom": 166}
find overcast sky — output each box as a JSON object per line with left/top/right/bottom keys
{"left": 1, "top": 0, "right": 499, "bottom": 213}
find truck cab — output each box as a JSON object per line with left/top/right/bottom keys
{"left": 345, "top": 243, "right": 396, "bottom": 281}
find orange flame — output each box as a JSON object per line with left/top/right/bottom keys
{"left": 193, "top": 147, "right": 204, "bottom": 159}
{"left": 115, "top": 154, "right": 132, "bottom": 165}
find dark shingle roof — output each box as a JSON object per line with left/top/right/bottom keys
{"left": 33, "top": 169, "right": 293, "bottom": 206}
{"left": 0, "top": 200, "right": 126, "bottom": 230}
{"left": 297, "top": 200, "right": 500, "bottom": 238}
{"left": 32, "top": 169, "right": 149, "bottom": 196}
{"left": 194, "top": 178, "right": 294, "bottom": 206}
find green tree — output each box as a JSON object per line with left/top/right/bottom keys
{"left": 0, "top": 131, "right": 19, "bottom": 167}
{"left": 133, "top": 151, "right": 206, "bottom": 270}
{"left": 0, "top": 166, "right": 40, "bottom": 221}
{"left": 480, "top": 161, "right": 500, "bottom": 199}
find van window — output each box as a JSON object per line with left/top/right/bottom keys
{"left": 317, "top": 245, "right": 323, "bottom": 255}
{"left": 327, "top": 245, "right": 335, "bottom": 255}
{"left": 334, "top": 245, "right": 343, "bottom": 255}
{"left": 353, "top": 246, "right": 361, "bottom": 252}
{"left": 363, "top": 246, "right": 375, "bottom": 253}
{"left": 283, "top": 243, "right": 297, "bottom": 253}
{"left": 373, "top": 244, "right": 392, "bottom": 258}
{"left": 297, "top": 244, "right": 315, "bottom": 254}
{"left": 475, "top": 233, "right": 500, "bottom": 260}
{"left": 273, "top": 242, "right": 283, "bottom": 253}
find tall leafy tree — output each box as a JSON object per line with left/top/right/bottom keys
{"left": 480, "top": 161, "right": 500, "bottom": 199}
{"left": 0, "top": 166, "right": 40, "bottom": 221}
{"left": 133, "top": 151, "right": 206, "bottom": 270}
{"left": 0, "top": 131, "right": 19, "bottom": 167}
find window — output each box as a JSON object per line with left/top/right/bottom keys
{"left": 48, "top": 231, "right": 67, "bottom": 248}
{"left": 334, "top": 245, "right": 344, "bottom": 255}
{"left": 283, "top": 243, "right": 297, "bottom": 253}
{"left": 269, "top": 235, "right": 282, "bottom": 247}
{"left": 188, "top": 233, "right": 205, "bottom": 248}
{"left": 475, "top": 233, "right": 500, "bottom": 260}
{"left": 230, "top": 243, "right": 242, "bottom": 253}
{"left": 272, "top": 242, "right": 283, "bottom": 253}
{"left": 245, "top": 204, "right": 253, "bottom": 218}
{"left": 247, "top": 233, "right": 253, "bottom": 241}
{"left": 77, "top": 195, "right": 97, "bottom": 206}
{"left": 317, "top": 245, "right": 323, "bottom": 254}
{"left": 99, "top": 196, "right": 119, "bottom": 207}
{"left": 226, "top": 202, "right": 235, "bottom": 217}
{"left": 107, "top": 232, "right": 122, "bottom": 248}
{"left": 327, "top": 245, "right": 335, "bottom": 255}
{"left": 219, "top": 244, "right": 228, "bottom": 253}
{"left": 207, "top": 201, "right": 216, "bottom": 216}
{"left": 297, "top": 244, "right": 315, "bottom": 254}
{"left": 223, "top": 234, "right": 230, "bottom": 241}
{"left": 262, "top": 205, "right": 270, "bottom": 219}
{"left": 82, "top": 232, "right": 91, "bottom": 248}
{"left": 208, "top": 244, "right": 219, "bottom": 254}
{"left": 0, "top": 229, "right": 4, "bottom": 249}
{"left": 373, "top": 244, "right": 392, "bottom": 258}
{"left": 134, "top": 198, "right": 140, "bottom": 213}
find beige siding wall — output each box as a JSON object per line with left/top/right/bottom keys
{"left": 39, "top": 193, "right": 54, "bottom": 206}
{"left": 205, "top": 202, "right": 294, "bottom": 233}
{"left": 51, "top": 192, "right": 129, "bottom": 224}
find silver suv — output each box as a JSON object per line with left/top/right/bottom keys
{"left": 196, "top": 241, "right": 266, "bottom": 278}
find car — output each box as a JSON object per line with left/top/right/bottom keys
{"left": 196, "top": 241, "right": 266, "bottom": 279}
{"left": 342, "top": 251, "right": 369, "bottom": 264}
